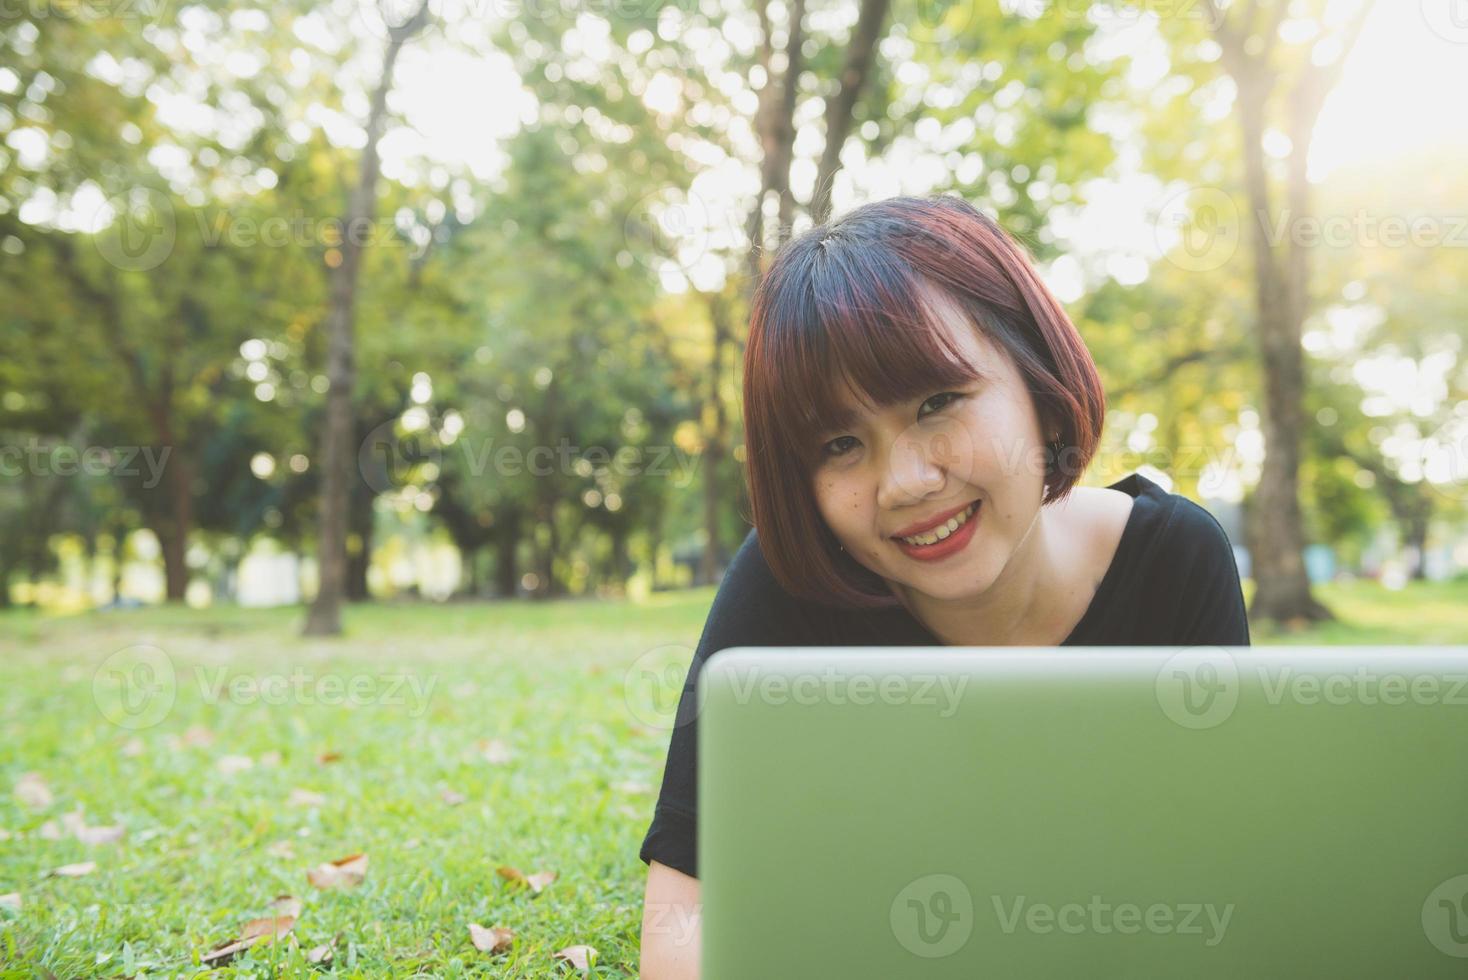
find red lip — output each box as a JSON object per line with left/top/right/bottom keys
{"left": 889, "top": 498, "right": 981, "bottom": 539}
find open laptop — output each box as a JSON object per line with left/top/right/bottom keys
{"left": 697, "top": 646, "right": 1468, "bottom": 977}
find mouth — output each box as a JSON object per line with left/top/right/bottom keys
{"left": 890, "top": 498, "right": 981, "bottom": 561}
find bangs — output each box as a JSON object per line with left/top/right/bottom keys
{"left": 763, "top": 243, "right": 988, "bottom": 465}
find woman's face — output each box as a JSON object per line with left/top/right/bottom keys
{"left": 810, "top": 293, "right": 1053, "bottom": 603}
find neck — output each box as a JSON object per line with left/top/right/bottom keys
{"left": 887, "top": 503, "right": 1061, "bottom": 646}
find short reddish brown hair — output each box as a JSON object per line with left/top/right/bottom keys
{"left": 742, "top": 195, "right": 1106, "bottom": 610}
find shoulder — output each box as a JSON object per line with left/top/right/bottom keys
{"left": 694, "top": 527, "right": 828, "bottom": 661}
{"left": 716, "top": 526, "right": 801, "bottom": 612}
{"left": 1121, "top": 474, "right": 1241, "bottom": 583}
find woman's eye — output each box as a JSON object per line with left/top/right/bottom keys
{"left": 822, "top": 435, "right": 859, "bottom": 458}
{"left": 918, "top": 392, "right": 961, "bottom": 418}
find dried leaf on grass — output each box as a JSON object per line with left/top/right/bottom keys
{"left": 468, "top": 923, "right": 515, "bottom": 954}
{"left": 167, "top": 725, "right": 215, "bottom": 751}
{"left": 287, "top": 789, "right": 327, "bottom": 808}
{"left": 496, "top": 865, "right": 556, "bottom": 894}
{"left": 52, "top": 808, "right": 124, "bottom": 845}
{"left": 306, "top": 853, "right": 368, "bottom": 890}
{"left": 306, "top": 934, "right": 339, "bottom": 964}
{"left": 612, "top": 780, "right": 652, "bottom": 795}
{"left": 47, "top": 862, "right": 97, "bottom": 878}
{"left": 14, "top": 773, "right": 52, "bottom": 808}
{"left": 552, "top": 944, "right": 598, "bottom": 972}
{"left": 200, "top": 895, "right": 301, "bottom": 966}
{"left": 478, "top": 738, "right": 515, "bottom": 764}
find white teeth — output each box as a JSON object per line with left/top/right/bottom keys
{"left": 898, "top": 501, "right": 978, "bottom": 547}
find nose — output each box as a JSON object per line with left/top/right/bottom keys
{"left": 876, "top": 425, "right": 954, "bottom": 513}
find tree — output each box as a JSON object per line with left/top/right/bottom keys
{"left": 1201, "top": 0, "right": 1375, "bottom": 625}
{"left": 304, "top": 0, "right": 431, "bottom": 635}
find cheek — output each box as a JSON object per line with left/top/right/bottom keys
{"left": 814, "top": 477, "right": 868, "bottom": 532}
{"left": 957, "top": 402, "right": 1030, "bottom": 473}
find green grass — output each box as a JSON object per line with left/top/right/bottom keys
{"left": 0, "top": 591, "right": 715, "bottom": 978}
{"left": 1244, "top": 577, "right": 1468, "bottom": 645}
{"left": 0, "top": 578, "right": 1462, "bottom": 976}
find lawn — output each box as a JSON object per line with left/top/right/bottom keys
{"left": 0, "top": 593, "right": 711, "bottom": 978}
{"left": 1, "top": 578, "right": 1463, "bottom": 976}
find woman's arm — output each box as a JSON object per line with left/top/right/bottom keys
{"left": 639, "top": 859, "right": 702, "bottom": 980}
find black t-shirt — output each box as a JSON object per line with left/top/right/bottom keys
{"left": 638, "top": 471, "right": 1251, "bottom": 879}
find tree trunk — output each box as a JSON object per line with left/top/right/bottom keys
{"left": 345, "top": 481, "right": 373, "bottom": 601}
{"left": 494, "top": 516, "right": 520, "bottom": 598}
{"left": 1406, "top": 516, "right": 1429, "bottom": 581}
{"left": 305, "top": 1, "right": 430, "bottom": 635}
{"left": 773, "top": 0, "right": 806, "bottom": 246}
{"left": 110, "top": 524, "right": 127, "bottom": 602}
{"left": 700, "top": 292, "right": 733, "bottom": 585}
{"left": 155, "top": 447, "right": 194, "bottom": 602}
{"left": 610, "top": 527, "right": 631, "bottom": 587}
{"left": 809, "top": 0, "right": 891, "bottom": 225}
{"left": 1209, "top": 0, "right": 1372, "bottom": 626}
{"left": 745, "top": 0, "right": 807, "bottom": 286}
{"left": 461, "top": 547, "right": 479, "bottom": 597}
{"left": 219, "top": 552, "right": 241, "bottom": 603}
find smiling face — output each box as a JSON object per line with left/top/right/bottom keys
{"left": 809, "top": 286, "right": 1056, "bottom": 604}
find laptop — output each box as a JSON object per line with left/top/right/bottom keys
{"left": 697, "top": 645, "right": 1468, "bottom": 977}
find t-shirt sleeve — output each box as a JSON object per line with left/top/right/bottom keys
{"left": 1166, "top": 498, "right": 1252, "bottom": 647}
{"left": 637, "top": 527, "right": 825, "bottom": 879}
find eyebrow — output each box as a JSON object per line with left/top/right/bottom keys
{"left": 821, "top": 370, "right": 988, "bottom": 436}
{"left": 818, "top": 397, "right": 908, "bottom": 439}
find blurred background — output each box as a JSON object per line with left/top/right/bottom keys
{"left": 2, "top": 0, "right": 1467, "bottom": 627}
{"left": 3, "top": 1, "right": 1468, "bottom": 974}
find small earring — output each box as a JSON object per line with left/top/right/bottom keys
{"left": 1044, "top": 434, "right": 1065, "bottom": 479}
